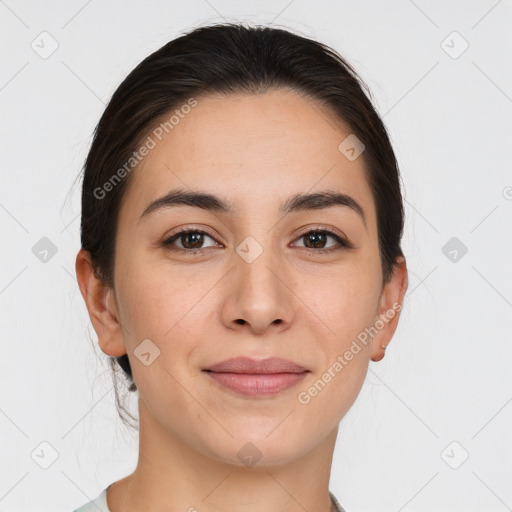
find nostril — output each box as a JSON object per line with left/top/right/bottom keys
{"left": 235, "top": 319, "right": 246, "bottom": 325}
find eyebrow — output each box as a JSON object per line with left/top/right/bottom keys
{"left": 139, "top": 187, "right": 366, "bottom": 228}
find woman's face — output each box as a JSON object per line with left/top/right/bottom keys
{"left": 97, "top": 89, "right": 405, "bottom": 465}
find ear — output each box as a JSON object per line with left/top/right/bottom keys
{"left": 370, "top": 256, "right": 408, "bottom": 362}
{"left": 75, "top": 248, "right": 127, "bottom": 357}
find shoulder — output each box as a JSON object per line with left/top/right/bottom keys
{"left": 330, "top": 490, "right": 349, "bottom": 512}
{"left": 73, "top": 486, "right": 345, "bottom": 512}
{"left": 72, "top": 487, "right": 110, "bottom": 512}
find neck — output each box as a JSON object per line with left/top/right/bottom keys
{"left": 107, "top": 398, "right": 339, "bottom": 512}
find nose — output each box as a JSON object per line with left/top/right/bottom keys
{"left": 220, "top": 245, "right": 295, "bottom": 335}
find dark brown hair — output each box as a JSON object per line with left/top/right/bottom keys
{"left": 78, "top": 22, "right": 405, "bottom": 428}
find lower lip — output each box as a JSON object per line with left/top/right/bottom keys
{"left": 204, "top": 371, "right": 308, "bottom": 397}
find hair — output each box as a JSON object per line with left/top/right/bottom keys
{"left": 78, "top": 22, "right": 405, "bottom": 429}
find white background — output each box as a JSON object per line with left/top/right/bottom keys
{"left": 1, "top": 1, "right": 511, "bottom": 511}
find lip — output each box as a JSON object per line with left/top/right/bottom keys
{"left": 203, "top": 357, "right": 309, "bottom": 397}
{"left": 205, "top": 356, "right": 308, "bottom": 374}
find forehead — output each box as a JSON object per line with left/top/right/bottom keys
{"left": 121, "top": 89, "right": 376, "bottom": 223}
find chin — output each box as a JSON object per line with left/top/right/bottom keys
{"left": 202, "top": 429, "right": 314, "bottom": 469}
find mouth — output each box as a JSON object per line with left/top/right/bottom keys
{"left": 202, "top": 357, "right": 310, "bottom": 397}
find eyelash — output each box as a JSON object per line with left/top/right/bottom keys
{"left": 161, "top": 226, "right": 354, "bottom": 256}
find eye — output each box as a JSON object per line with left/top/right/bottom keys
{"left": 291, "top": 227, "right": 354, "bottom": 253}
{"left": 162, "top": 228, "right": 222, "bottom": 254}
{"left": 161, "top": 226, "right": 354, "bottom": 256}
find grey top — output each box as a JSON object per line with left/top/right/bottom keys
{"left": 73, "top": 486, "right": 348, "bottom": 511}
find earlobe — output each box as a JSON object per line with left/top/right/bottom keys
{"left": 75, "top": 249, "right": 127, "bottom": 357}
{"left": 370, "top": 256, "right": 408, "bottom": 362}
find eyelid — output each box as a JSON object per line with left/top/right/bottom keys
{"left": 163, "top": 225, "right": 223, "bottom": 245}
{"left": 294, "top": 224, "right": 344, "bottom": 240}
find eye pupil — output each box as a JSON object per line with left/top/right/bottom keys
{"left": 182, "top": 232, "right": 204, "bottom": 248}
{"left": 304, "top": 231, "right": 327, "bottom": 249}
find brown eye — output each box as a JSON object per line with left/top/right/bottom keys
{"left": 162, "top": 229, "right": 220, "bottom": 253}
{"left": 293, "top": 229, "right": 353, "bottom": 252}
{"left": 161, "top": 227, "right": 353, "bottom": 256}
{"left": 177, "top": 231, "right": 205, "bottom": 249}
{"left": 302, "top": 231, "right": 329, "bottom": 249}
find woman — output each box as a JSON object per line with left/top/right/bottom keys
{"left": 73, "top": 22, "right": 408, "bottom": 512}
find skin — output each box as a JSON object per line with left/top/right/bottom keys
{"left": 76, "top": 88, "right": 408, "bottom": 512}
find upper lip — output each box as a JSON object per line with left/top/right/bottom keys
{"left": 204, "top": 357, "right": 308, "bottom": 374}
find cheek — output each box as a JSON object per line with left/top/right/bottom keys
{"left": 116, "top": 269, "right": 204, "bottom": 407}
{"left": 115, "top": 249, "right": 199, "bottom": 334}
{"left": 115, "top": 259, "right": 211, "bottom": 366}
{"left": 299, "top": 263, "right": 380, "bottom": 343}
